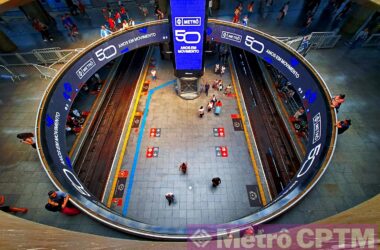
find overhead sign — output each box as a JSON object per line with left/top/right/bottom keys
{"left": 170, "top": 0, "right": 206, "bottom": 75}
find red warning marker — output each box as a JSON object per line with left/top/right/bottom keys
{"left": 119, "top": 170, "right": 129, "bottom": 178}
{"left": 112, "top": 198, "right": 122, "bottom": 206}
{"left": 221, "top": 146, "right": 228, "bottom": 157}
{"left": 146, "top": 147, "right": 153, "bottom": 158}
{"left": 218, "top": 128, "right": 225, "bottom": 137}
{"left": 231, "top": 114, "right": 240, "bottom": 119}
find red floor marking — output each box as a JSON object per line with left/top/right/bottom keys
{"left": 218, "top": 128, "right": 225, "bottom": 137}
{"left": 227, "top": 93, "right": 237, "bottom": 98}
{"left": 119, "top": 170, "right": 129, "bottom": 178}
{"left": 150, "top": 128, "right": 156, "bottom": 137}
{"left": 112, "top": 198, "right": 122, "bottom": 206}
{"left": 146, "top": 147, "right": 153, "bottom": 158}
{"left": 231, "top": 114, "right": 240, "bottom": 119}
{"left": 221, "top": 146, "right": 228, "bottom": 157}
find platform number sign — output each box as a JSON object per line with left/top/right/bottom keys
{"left": 170, "top": 0, "right": 206, "bottom": 71}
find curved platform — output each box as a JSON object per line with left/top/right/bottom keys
{"left": 36, "top": 19, "right": 337, "bottom": 239}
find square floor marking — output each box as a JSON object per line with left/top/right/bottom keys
{"left": 213, "top": 127, "right": 225, "bottom": 137}
{"left": 215, "top": 146, "right": 228, "bottom": 157}
{"left": 146, "top": 147, "right": 159, "bottom": 158}
{"left": 150, "top": 128, "right": 161, "bottom": 137}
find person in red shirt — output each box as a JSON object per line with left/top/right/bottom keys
{"left": 216, "top": 100, "right": 223, "bottom": 107}
{"left": 108, "top": 17, "right": 116, "bottom": 31}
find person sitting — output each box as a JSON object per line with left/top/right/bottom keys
{"left": 0, "top": 195, "right": 28, "bottom": 213}
{"left": 17, "top": 133, "right": 36, "bottom": 149}
{"left": 212, "top": 79, "right": 219, "bottom": 90}
{"left": 336, "top": 119, "right": 351, "bottom": 135}
{"left": 47, "top": 190, "right": 80, "bottom": 215}
{"left": 224, "top": 84, "right": 232, "bottom": 95}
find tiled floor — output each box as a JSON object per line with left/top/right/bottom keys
{"left": 112, "top": 49, "right": 261, "bottom": 228}
{"left": 0, "top": 0, "right": 379, "bottom": 239}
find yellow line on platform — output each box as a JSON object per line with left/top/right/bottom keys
{"left": 229, "top": 62, "right": 267, "bottom": 206}
{"left": 106, "top": 54, "right": 151, "bottom": 208}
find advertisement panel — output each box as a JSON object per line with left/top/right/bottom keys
{"left": 170, "top": 0, "right": 206, "bottom": 76}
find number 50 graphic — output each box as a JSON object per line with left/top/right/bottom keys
{"left": 175, "top": 30, "right": 201, "bottom": 44}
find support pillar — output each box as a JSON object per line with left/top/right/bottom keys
{"left": 19, "top": 0, "right": 55, "bottom": 26}
{"left": 0, "top": 30, "right": 17, "bottom": 53}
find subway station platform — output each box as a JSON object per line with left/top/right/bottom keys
{"left": 0, "top": 0, "right": 379, "bottom": 244}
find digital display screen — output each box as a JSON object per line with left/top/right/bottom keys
{"left": 37, "top": 20, "right": 335, "bottom": 238}
{"left": 170, "top": 0, "right": 206, "bottom": 71}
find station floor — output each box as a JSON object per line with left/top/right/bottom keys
{"left": 0, "top": 0, "right": 379, "bottom": 239}
{"left": 106, "top": 50, "right": 261, "bottom": 228}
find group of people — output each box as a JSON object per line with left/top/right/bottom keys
{"left": 331, "top": 94, "right": 351, "bottom": 134}
{"left": 100, "top": 3, "right": 135, "bottom": 37}
{"left": 199, "top": 94, "right": 223, "bottom": 118}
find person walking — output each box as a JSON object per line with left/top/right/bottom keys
{"left": 199, "top": 106, "right": 205, "bottom": 118}
{"left": 151, "top": 69, "right": 157, "bottom": 81}
{"left": 247, "top": 1, "right": 255, "bottom": 17}
{"left": 179, "top": 162, "right": 187, "bottom": 174}
{"left": 336, "top": 119, "right": 351, "bottom": 134}
{"left": 212, "top": 177, "right": 221, "bottom": 187}
{"left": 205, "top": 82, "right": 210, "bottom": 96}
{"left": 165, "top": 192, "right": 174, "bottom": 206}
{"left": 32, "top": 18, "right": 53, "bottom": 42}
{"left": 220, "top": 65, "right": 226, "bottom": 77}
{"left": 277, "top": 2, "right": 290, "bottom": 20}
{"left": 211, "top": 94, "right": 217, "bottom": 105}
{"left": 100, "top": 25, "right": 112, "bottom": 38}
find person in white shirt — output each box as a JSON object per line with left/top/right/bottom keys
{"left": 208, "top": 0, "right": 213, "bottom": 16}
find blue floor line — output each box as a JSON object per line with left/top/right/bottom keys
{"left": 122, "top": 79, "right": 176, "bottom": 216}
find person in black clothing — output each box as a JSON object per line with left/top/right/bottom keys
{"left": 336, "top": 119, "right": 351, "bottom": 134}
{"left": 205, "top": 82, "right": 210, "bottom": 96}
{"left": 212, "top": 177, "right": 221, "bottom": 187}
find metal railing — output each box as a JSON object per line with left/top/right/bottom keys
{"left": 277, "top": 32, "right": 342, "bottom": 50}
{"left": 362, "top": 33, "right": 380, "bottom": 47}
{"left": 0, "top": 47, "right": 83, "bottom": 81}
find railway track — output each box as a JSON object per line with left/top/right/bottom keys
{"left": 73, "top": 47, "right": 149, "bottom": 199}
{"left": 231, "top": 47, "right": 300, "bottom": 197}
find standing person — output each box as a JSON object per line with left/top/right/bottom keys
{"left": 278, "top": 2, "right": 290, "bottom": 20}
{"left": 101, "top": 7, "right": 109, "bottom": 20}
{"left": 331, "top": 94, "right": 345, "bottom": 112}
{"left": 151, "top": 68, "right": 157, "bottom": 81}
{"left": 114, "top": 11, "right": 122, "bottom": 28}
{"left": 247, "top": 1, "right": 255, "bottom": 17}
{"left": 220, "top": 65, "right": 226, "bottom": 77}
{"left": 17, "top": 133, "right": 36, "bottom": 149}
{"left": 214, "top": 100, "right": 222, "bottom": 115}
{"left": 205, "top": 82, "right": 210, "bottom": 96}
{"left": 165, "top": 193, "right": 174, "bottom": 206}
{"left": 199, "top": 106, "right": 205, "bottom": 118}
{"left": 129, "top": 18, "right": 135, "bottom": 27}
{"left": 350, "top": 28, "right": 369, "bottom": 48}
{"left": 336, "top": 119, "right": 351, "bottom": 134}
{"left": 77, "top": 0, "right": 88, "bottom": 17}
{"left": 207, "top": 101, "right": 214, "bottom": 112}
{"left": 122, "top": 19, "right": 129, "bottom": 30}
{"left": 100, "top": 25, "right": 112, "bottom": 38}
{"left": 218, "top": 80, "right": 223, "bottom": 91}
{"left": 212, "top": 177, "right": 221, "bottom": 187}
{"left": 208, "top": 0, "right": 213, "bottom": 17}
{"left": 120, "top": 4, "right": 129, "bottom": 21}
{"left": 299, "top": 15, "right": 313, "bottom": 35}
{"left": 65, "top": 0, "right": 79, "bottom": 16}
{"left": 242, "top": 15, "right": 249, "bottom": 26}
{"left": 214, "top": 63, "right": 220, "bottom": 74}
{"left": 108, "top": 17, "right": 116, "bottom": 31}
{"left": 211, "top": 94, "right": 217, "bottom": 105}
{"left": 32, "top": 18, "right": 53, "bottom": 42}
{"left": 179, "top": 162, "right": 187, "bottom": 174}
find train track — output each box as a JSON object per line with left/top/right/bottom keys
{"left": 73, "top": 47, "right": 149, "bottom": 199}
{"left": 231, "top": 47, "right": 300, "bottom": 197}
